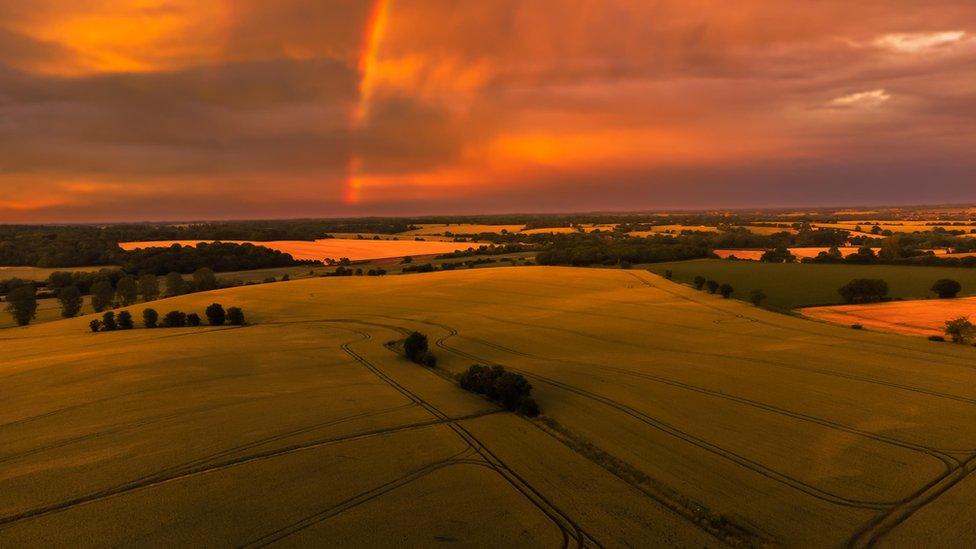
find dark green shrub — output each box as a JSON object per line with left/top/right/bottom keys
{"left": 932, "top": 279, "right": 962, "bottom": 299}
{"left": 89, "top": 319, "right": 102, "bottom": 333}
{"left": 693, "top": 276, "right": 706, "bottom": 290}
{"left": 403, "top": 332, "right": 429, "bottom": 361}
{"left": 162, "top": 310, "right": 187, "bottom": 328}
{"left": 101, "top": 311, "right": 117, "bottom": 331}
{"left": 838, "top": 279, "right": 888, "bottom": 304}
{"left": 143, "top": 308, "right": 159, "bottom": 328}
{"left": 186, "top": 313, "right": 201, "bottom": 327}
{"left": 205, "top": 303, "right": 226, "bottom": 325}
{"left": 227, "top": 307, "right": 246, "bottom": 326}
{"left": 117, "top": 310, "right": 134, "bottom": 329}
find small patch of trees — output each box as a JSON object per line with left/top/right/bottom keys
{"left": 162, "top": 310, "right": 188, "bottom": 328}
{"left": 116, "top": 275, "right": 138, "bottom": 306}
{"left": 459, "top": 364, "right": 540, "bottom": 416}
{"left": 760, "top": 246, "right": 796, "bottom": 263}
{"left": 403, "top": 331, "right": 436, "bottom": 367}
{"left": 87, "top": 303, "right": 245, "bottom": 332}
{"left": 138, "top": 274, "right": 159, "bottom": 301}
{"left": 227, "top": 307, "right": 246, "bottom": 326}
{"left": 944, "top": 317, "right": 975, "bottom": 344}
{"left": 838, "top": 279, "right": 889, "bottom": 304}
{"left": 89, "top": 310, "right": 135, "bottom": 332}
{"left": 5, "top": 285, "right": 37, "bottom": 326}
{"left": 705, "top": 280, "right": 720, "bottom": 294}
{"left": 90, "top": 279, "right": 115, "bottom": 312}
{"left": 931, "top": 279, "right": 962, "bottom": 299}
{"left": 693, "top": 276, "right": 706, "bottom": 290}
{"left": 719, "top": 283, "right": 734, "bottom": 299}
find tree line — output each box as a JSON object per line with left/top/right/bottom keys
{"left": 89, "top": 303, "right": 245, "bottom": 332}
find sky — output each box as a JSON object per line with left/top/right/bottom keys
{"left": 0, "top": 1, "right": 975, "bottom": 222}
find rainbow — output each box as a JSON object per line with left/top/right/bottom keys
{"left": 345, "top": 0, "right": 390, "bottom": 204}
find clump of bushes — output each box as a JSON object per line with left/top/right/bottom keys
{"left": 932, "top": 279, "right": 962, "bottom": 299}
{"left": 459, "top": 364, "right": 540, "bottom": 416}
{"left": 944, "top": 316, "right": 975, "bottom": 344}
{"left": 838, "top": 278, "right": 889, "bottom": 304}
{"left": 89, "top": 310, "right": 135, "bottom": 332}
{"left": 403, "top": 331, "right": 436, "bottom": 367}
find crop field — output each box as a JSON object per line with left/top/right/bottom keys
{"left": 803, "top": 297, "right": 976, "bottom": 337}
{"left": 814, "top": 222, "right": 976, "bottom": 234}
{"left": 3, "top": 267, "right": 976, "bottom": 545}
{"left": 119, "top": 239, "right": 467, "bottom": 261}
{"left": 0, "top": 266, "right": 116, "bottom": 281}
{"left": 646, "top": 259, "right": 976, "bottom": 310}
{"left": 399, "top": 224, "right": 526, "bottom": 236}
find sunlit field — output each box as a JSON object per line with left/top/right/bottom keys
{"left": 712, "top": 247, "right": 950, "bottom": 261}
{"left": 2, "top": 267, "right": 975, "bottom": 546}
{"left": 119, "top": 239, "right": 468, "bottom": 261}
{"left": 803, "top": 297, "right": 976, "bottom": 337}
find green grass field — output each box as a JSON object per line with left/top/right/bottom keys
{"left": 646, "top": 259, "right": 976, "bottom": 310}
{"left": 2, "top": 267, "right": 976, "bottom": 545}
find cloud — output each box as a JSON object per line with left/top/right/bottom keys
{"left": 1, "top": 1, "right": 976, "bottom": 221}
{"left": 875, "top": 31, "right": 966, "bottom": 53}
{"left": 827, "top": 89, "right": 892, "bottom": 109}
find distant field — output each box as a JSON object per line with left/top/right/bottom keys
{"left": 3, "top": 267, "right": 975, "bottom": 545}
{"left": 400, "top": 224, "right": 526, "bottom": 236}
{"left": 119, "top": 239, "right": 468, "bottom": 261}
{"left": 0, "top": 266, "right": 116, "bottom": 281}
{"left": 814, "top": 222, "right": 976, "bottom": 234}
{"left": 803, "top": 297, "right": 976, "bottom": 337}
{"left": 646, "top": 259, "right": 976, "bottom": 309}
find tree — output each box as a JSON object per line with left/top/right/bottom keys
{"left": 227, "top": 307, "right": 246, "bottom": 326}
{"left": 90, "top": 279, "right": 115, "bottom": 312}
{"left": 89, "top": 319, "right": 102, "bottom": 332}
{"left": 5, "top": 285, "right": 37, "bottom": 326}
{"left": 838, "top": 279, "right": 889, "bottom": 304}
{"left": 138, "top": 274, "right": 159, "bottom": 301}
{"left": 192, "top": 267, "right": 217, "bottom": 291}
{"left": 101, "top": 311, "right": 117, "bottom": 331}
{"left": 143, "top": 308, "right": 159, "bottom": 328}
{"left": 402, "top": 256, "right": 413, "bottom": 264}
{"left": 693, "top": 276, "right": 706, "bottom": 290}
{"left": 749, "top": 289, "right": 767, "bottom": 307}
{"left": 116, "top": 275, "right": 138, "bottom": 306}
{"left": 664, "top": 270, "right": 673, "bottom": 280}
{"left": 205, "top": 303, "right": 226, "bottom": 326}
{"left": 719, "top": 283, "right": 734, "bottom": 298}
{"left": 57, "top": 285, "right": 84, "bottom": 318}
{"left": 705, "top": 280, "right": 720, "bottom": 294}
{"left": 186, "top": 313, "right": 201, "bottom": 326}
{"left": 760, "top": 245, "right": 796, "bottom": 263}
{"left": 945, "top": 317, "right": 976, "bottom": 344}
{"left": 162, "top": 310, "right": 187, "bottom": 328}
{"left": 165, "top": 272, "right": 185, "bottom": 297}
{"left": 117, "top": 310, "right": 134, "bottom": 329}
{"left": 403, "top": 332, "right": 429, "bottom": 361}
{"left": 932, "top": 279, "right": 962, "bottom": 299}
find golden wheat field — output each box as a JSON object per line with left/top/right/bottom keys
{"left": 3, "top": 267, "right": 976, "bottom": 546}
{"left": 803, "top": 297, "right": 976, "bottom": 337}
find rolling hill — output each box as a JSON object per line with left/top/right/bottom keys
{"left": 2, "top": 267, "right": 975, "bottom": 546}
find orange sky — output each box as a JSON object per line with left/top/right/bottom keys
{"left": 1, "top": 1, "right": 975, "bottom": 222}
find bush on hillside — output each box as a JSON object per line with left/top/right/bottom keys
{"left": 117, "top": 310, "right": 134, "bottom": 330}
{"left": 403, "top": 332, "right": 429, "bottom": 361}
{"left": 945, "top": 316, "right": 976, "bottom": 344}
{"left": 932, "top": 279, "right": 962, "bottom": 299}
{"left": 459, "top": 364, "right": 539, "bottom": 416}
{"left": 227, "top": 307, "right": 246, "bottom": 326}
{"left": 101, "top": 311, "right": 117, "bottom": 331}
{"left": 205, "top": 303, "right": 226, "bottom": 325}
{"left": 143, "top": 308, "right": 159, "bottom": 328}
{"left": 693, "top": 276, "right": 706, "bottom": 290}
{"left": 162, "top": 310, "right": 187, "bottom": 328}
{"left": 838, "top": 279, "right": 889, "bottom": 304}
{"left": 186, "top": 313, "right": 201, "bottom": 327}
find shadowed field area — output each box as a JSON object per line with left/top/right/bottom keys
{"left": 2, "top": 267, "right": 976, "bottom": 546}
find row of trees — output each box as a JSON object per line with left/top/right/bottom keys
{"left": 692, "top": 276, "right": 735, "bottom": 299}
{"left": 89, "top": 303, "right": 244, "bottom": 332}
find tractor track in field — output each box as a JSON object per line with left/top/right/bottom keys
{"left": 395, "top": 317, "right": 906, "bottom": 510}
{"left": 465, "top": 337, "right": 964, "bottom": 462}
{"left": 333, "top": 327, "right": 601, "bottom": 549}
{"left": 846, "top": 451, "right": 976, "bottom": 547}
{"left": 454, "top": 308, "right": 976, "bottom": 409}
{"left": 0, "top": 406, "right": 500, "bottom": 532}
{"left": 243, "top": 453, "right": 512, "bottom": 548}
